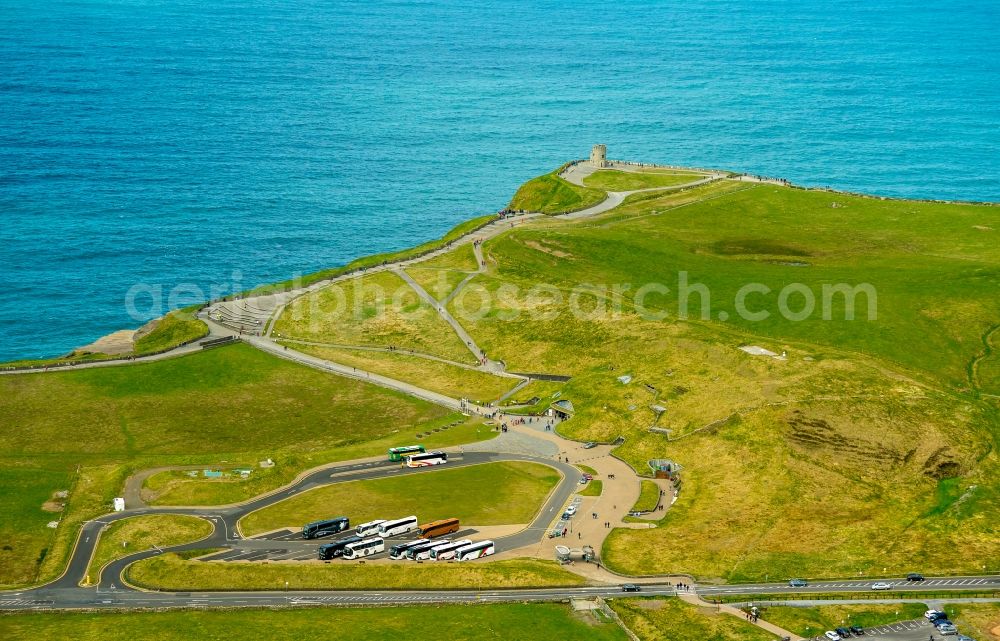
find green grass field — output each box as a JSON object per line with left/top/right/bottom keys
{"left": 132, "top": 308, "right": 208, "bottom": 355}
{"left": 762, "top": 603, "right": 927, "bottom": 637}
{"left": 582, "top": 169, "right": 705, "bottom": 191}
{"left": 439, "top": 172, "right": 1000, "bottom": 580}
{"left": 272, "top": 270, "right": 473, "bottom": 362}
{"left": 84, "top": 515, "right": 213, "bottom": 584}
{"left": 610, "top": 598, "right": 777, "bottom": 641}
{"left": 240, "top": 461, "right": 560, "bottom": 535}
{"left": 0, "top": 602, "right": 624, "bottom": 641}
{"left": 578, "top": 479, "right": 603, "bottom": 496}
{"left": 947, "top": 603, "right": 1000, "bottom": 640}
{"left": 142, "top": 419, "right": 493, "bottom": 506}
{"left": 126, "top": 554, "right": 585, "bottom": 591}
{"left": 0, "top": 343, "right": 453, "bottom": 588}
{"left": 509, "top": 170, "right": 606, "bottom": 214}
{"left": 632, "top": 480, "right": 660, "bottom": 512}
{"left": 278, "top": 343, "right": 519, "bottom": 403}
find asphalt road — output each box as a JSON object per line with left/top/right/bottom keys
{"left": 2, "top": 450, "right": 997, "bottom": 612}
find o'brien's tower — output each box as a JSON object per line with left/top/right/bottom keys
{"left": 590, "top": 144, "right": 608, "bottom": 168}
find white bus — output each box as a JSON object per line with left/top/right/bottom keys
{"left": 405, "top": 451, "right": 448, "bottom": 468}
{"left": 455, "top": 540, "right": 496, "bottom": 561}
{"left": 388, "top": 540, "right": 425, "bottom": 560}
{"left": 404, "top": 539, "right": 448, "bottom": 560}
{"left": 429, "top": 539, "right": 473, "bottom": 561}
{"left": 413, "top": 539, "right": 458, "bottom": 561}
{"left": 342, "top": 537, "right": 385, "bottom": 560}
{"left": 355, "top": 519, "right": 386, "bottom": 537}
{"left": 378, "top": 516, "right": 418, "bottom": 538}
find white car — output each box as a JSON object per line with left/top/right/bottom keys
{"left": 563, "top": 505, "right": 577, "bottom": 518}
{"left": 824, "top": 631, "right": 842, "bottom": 641}
{"left": 871, "top": 581, "right": 893, "bottom": 591}
{"left": 925, "top": 609, "right": 944, "bottom": 620}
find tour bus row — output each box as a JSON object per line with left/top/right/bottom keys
{"left": 319, "top": 535, "right": 496, "bottom": 562}
{"left": 304, "top": 516, "right": 460, "bottom": 541}
{"left": 386, "top": 445, "right": 450, "bottom": 469}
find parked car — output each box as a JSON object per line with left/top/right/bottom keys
{"left": 562, "top": 505, "right": 577, "bottom": 518}
{"left": 957, "top": 635, "right": 977, "bottom": 641}
{"left": 906, "top": 572, "right": 925, "bottom": 582}
{"left": 934, "top": 619, "right": 954, "bottom": 629}
{"left": 835, "top": 626, "right": 852, "bottom": 638}
{"left": 937, "top": 623, "right": 958, "bottom": 636}
{"left": 871, "top": 582, "right": 892, "bottom": 591}
{"left": 824, "top": 631, "right": 842, "bottom": 641}
{"left": 926, "top": 609, "right": 945, "bottom": 620}
{"left": 583, "top": 442, "right": 598, "bottom": 449}
{"left": 849, "top": 625, "right": 864, "bottom": 635}
{"left": 621, "top": 583, "right": 641, "bottom": 592}
{"left": 788, "top": 578, "right": 808, "bottom": 587}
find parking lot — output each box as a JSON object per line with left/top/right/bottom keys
{"left": 805, "top": 618, "right": 956, "bottom": 640}
{"left": 198, "top": 527, "right": 485, "bottom": 563}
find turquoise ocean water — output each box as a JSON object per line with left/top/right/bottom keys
{"left": 1, "top": 0, "right": 998, "bottom": 361}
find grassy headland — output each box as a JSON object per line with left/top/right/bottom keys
{"left": 509, "top": 169, "right": 606, "bottom": 214}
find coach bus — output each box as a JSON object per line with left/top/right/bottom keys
{"left": 342, "top": 537, "right": 385, "bottom": 560}
{"left": 317, "top": 535, "right": 362, "bottom": 560}
{"left": 455, "top": 540, "right": 496, "bottom": 561}
{"left": 388, "top": 445, "right": 425, "bottom": 462}
{"left": 302, "top": 516, "right": 350, "bottom": 539}
{"left": 429, "top": 539, "right": 474, "bottom": 561}
{"left": 413, "top": 539, "right": 463, "bottom": 561}
{"left": 355, "top": 519, "right": 386, "bottom": 537}
{"left": 417, "top": 517, "right": 460, "bottom": 539}
{"left": 404, "top": 451, "right": 448, "bottom": 468}
{"left": 404, "top": 539, "right": 449, "bottom": 560}
{"left": 377, "top": 516, "right": 418, "bottom": 538}
{"left": 388, "top": 540, "right": 424, "bottom": 560}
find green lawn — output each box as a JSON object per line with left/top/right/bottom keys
{"left": 582, "top": 169, "right": 705, "bottom": 191}
{"left": 132, "top": 308, "right": 208, "bottom": 355}
{"left": 84, "top": 515, "right": 213, "bottom": 584}
{"left": 632, "top": 480, "right": 660, "bottom": 512}
{"left": 279, "top": 343, "right": 519, "bottom": 403}
{"left": 240, "top": 461, "right": 560, "bottom": 535}
{"left": 0, "top": 602, "right": 624, "bottom": 641}
{"left": 610, "top": 598, "right": 777, "bottom": 641}
{"left": 762, "top": 603, "right": 928, "bottom": 637}
{"left": 578, "top": 479, "right": 603, "bottom": 496}
{"left": 143, "top": 419, "right": 493, "bottom": 506}
{"left": 509, "top": 170, "right": 606, "bottom": 214}
{"left": 127, "top": 554, "right": 586, "bottom": 591}
{"left": 272, "top": 270, "right": 473, "bottom": 362}
{"left": 0, "top": 343, "right": 453, "bottom": 588}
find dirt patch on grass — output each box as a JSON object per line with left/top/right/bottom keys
{"left": 525, "top": 240, "right": 575, "bottom": 259}
{"left": 709, "top": 238, "right": 812, "bottom": 257}
{"left": 632, "top": 599, "right": 666, "bottom": 610}
{"left": 41, "top": 501, "right": 64, "bottom": 513}
{"left": 973, "top": 225, "right": 993, "bottom": 231}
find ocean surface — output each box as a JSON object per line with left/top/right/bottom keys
{"left": 1, "top": 0, "right": 998, "bottom": 362}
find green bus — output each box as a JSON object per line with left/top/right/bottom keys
{"left": 388, "top": 445, "right": 425, "bottom": 462}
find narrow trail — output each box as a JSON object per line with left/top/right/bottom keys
{"left": 678, "top": 592, "right": 803, "bottom": 640}
{"left": 968, "top": 322, "right": 1000, "bottom": 394}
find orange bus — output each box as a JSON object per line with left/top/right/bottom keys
{"left": 417, "top": 518, "right": 460, "bottom": 539}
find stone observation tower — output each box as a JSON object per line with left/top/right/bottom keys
{"left": 590, "top": 144, "right": 608, "bottom": 168}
